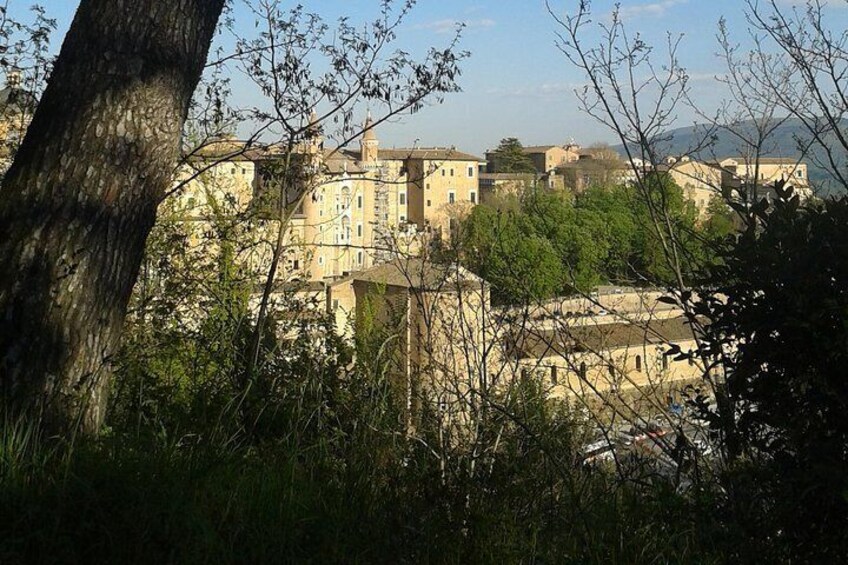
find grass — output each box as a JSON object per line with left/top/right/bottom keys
{"left": 0, "top": 408, "right": 742, "bottom": 565}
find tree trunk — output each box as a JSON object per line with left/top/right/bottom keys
{"left": 0, "top": 0, "right": 225, "bottom": 435}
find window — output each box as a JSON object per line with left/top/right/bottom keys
{"left": 357, "top": 251, "right": 363, "bottom": 265}
{"left": 427, "top": 199, "right": 432, "bottom": 207}
{"left": 662, "top": 354, "right": 668, "bottom": 370}
{"left": 399, "top": 192, "right": 406, "bottom": 205}
{"left": 341, "top": 217, "right": 350, "bottom": 241}
{"left": 357, "top": 194, "right": 363, "bottom": 209}
{"left": 230, "top": 167, "right": 236, "bottom": 175}
{"left": 796, "top": 169, "right": 804, "bottom": 178}
{"left": 470, "top": 191, "right": 477, "bottom": 204}
{"left": 450, "top": 168, "right": 454, "bottom": 177}
{"left": 241, "top": 168, "right": 247, "bottom": 175}
{"left": 448, "top": 191, "right": 455, "bottom": 204}
{"left": 579, "top": 362, "right": 587, "bottom": 380}
{"left": 468, "top": 166, "right": 474, "bottom": 177}
{"left": 400, "top": 214, "right": 406, "bottom": 222}
{"left": 292, "top": 259, "right": 300, "bottom": 270}
{"left": 332, "top": 299, "right": 339, "bottom": 310}
{"left": 318, "top": 256, "right": 324, "bottom": 266}
{"left": 426, "top": 183, "right": 431, "bottom": 190}
{"left": 449, "top": 218, "right": 457, "bottom": 232}
{"left": 635, "top": 355, "right": 642, "bottom": 372}
{"left": 550, "top": 366, "right": 558, "bottom": 385}
{"left": 357, "top": 223, "right": 363, "bottom": 237}
{"left": 441, "top": 169, "right": 445, "bottom": 177}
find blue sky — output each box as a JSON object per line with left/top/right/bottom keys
{"left": 15, "top": 1, "right": 848, "bottom": 155}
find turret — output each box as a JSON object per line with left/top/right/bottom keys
{"left": 360, "top": 111, "right": 379, "bottom": 164}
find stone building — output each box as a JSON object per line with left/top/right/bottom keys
{"left": 512, "top": 316, "right": 702, "bottom": 398}
{"left": 666, "top": 155, "right": 812, "bottom": 218}
{"left": 485, "top": 144, "right": 581, "bottom": 175}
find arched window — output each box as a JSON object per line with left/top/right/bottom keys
{"left": 341, "top": 216, "right": 350, "bottom": 241}
{"left": 341, "top": 186, "right": 351, "bottom": 208}
{"left": 635, "top": 355, "right": 642, "bottom": 372}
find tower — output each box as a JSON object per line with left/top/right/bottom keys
{"left": 360, "top": 111, "right": 379, "bottom": 164}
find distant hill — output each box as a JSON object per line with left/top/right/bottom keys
{"left": 613, "top": 118, "right": 848, "bottom": 194}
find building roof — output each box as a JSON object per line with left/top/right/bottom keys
{"left": 323, "top": 149, "right": 364, "bottom": 174}
{"left": 514, "top": 317, "right": 698, "bottom": 360}
{"left": 521, "top": 145, "right": 562, "bottom": 154}
{"left": 352, "top": 257, "right": 485, "bottom": 291}
{"left": 479, "top": 172, "right": 536, "bottom": 181}
{"left": 723, "top": 156, "right": 804, "bottom": 166}
{"left": 376, "top": 147, "right": 484, "bottom": 162}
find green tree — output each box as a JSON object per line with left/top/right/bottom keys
{"left": 489, "top": 137, "right": 536, "bottom": 173}
{"left": 696, "top": 186, "right": 848, "bottom": 559}
{"left": 460, "top": 204, "right": 564, "bottom": 303}
{"left": 575, "top": 184, "right": 639, "bottom": 281}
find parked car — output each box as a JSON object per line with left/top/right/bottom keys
{"left": 581, "top": 438, "right": 616, "bottom": 465}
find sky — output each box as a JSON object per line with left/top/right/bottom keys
{"left": 12, "top": 1, "right": 848, "bottom": 156}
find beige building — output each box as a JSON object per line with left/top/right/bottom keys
{"left": 484, "top": 144, "right": 581, "bottom": 175}
{"left": 665, "top": 157, "right": 728, "bottom": 217}
{"left": 666, "top": 155, "right": 812, "bottom": 217}
{"left": 360, "top": 147, "right": 483, "bottom": 239}
{"left": 718, "top": 157, "right": 811, "bottom": 196}
{"left": 330, "top": 258, "right": 493, "bottom": 428}
{"left": 557, "top": 152, "right": 630, "bottom": 193}
{"left": 512, "top": 316, "right": 702, "bottom": 398}
{"left": 174, "top": 115, "right": 482, "bottom": 288}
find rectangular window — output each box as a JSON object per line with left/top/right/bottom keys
{"left": 357, "top": 251, "right": 363, "bottom": 265}
{"left": 796, "top": 169, "right": 804, "bottom": 178}
{"left": 470, "top": 191, "right": 477, "bottom": 204}
{"left": 450, "top": 168, "right": 454, "bottom": 177}
{"left": 399, "top": 192, "right": 406, "bottom": 205}
{"left": 357, "top": 223, "right": 363, "bottom": 237}
{"left": 448, "top": 191, "right": 455, "bottom": 204}
{"left": 400, "top": 214, "right": 406, "bottom": 222}
{"left": 441, "top": 169, "right": 445, "bottom": 177}
{"left": 332, "top": 299, "right": 339, "bottom": 310}
{"left": 427, "top": 199, "right": 432, "bottom": 207}
{"left": 357, "top": 195, "right": 363, "bottom": 208}
{"left": 292, "top": 259, "right": 300, "bottom": 270}
{"left": 468, "top": 166, "right": 474, "bottom": 177}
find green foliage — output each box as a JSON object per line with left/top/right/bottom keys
{"left": 488, "top": 137, "right": 537, "bottom": 173}
{"left": 695, "top": 185, "right": 848, "bottom": 560}
{"left": 458, "top": 177, "right": 722, "bottom": 303}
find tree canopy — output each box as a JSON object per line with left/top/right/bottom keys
{"left": 457, "top": 176, "right": 732, "bottom": 304}
{"left": 488, "top": 137, "right": 536, "bottom": 174}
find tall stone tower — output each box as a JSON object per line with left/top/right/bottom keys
{"left": 360, "top": 111, "right": 379, "bottom": 164}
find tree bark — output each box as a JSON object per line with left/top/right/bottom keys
{"left": 0, "top": 0, "right": 225, "bottom": 435}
